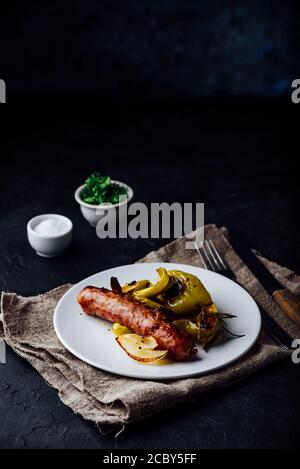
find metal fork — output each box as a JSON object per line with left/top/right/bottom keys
{"left": 194, "top": 239, "right": 292, "bottom": 349}
{"left": 194, "top": 239, "right": 235, "bottom": 281}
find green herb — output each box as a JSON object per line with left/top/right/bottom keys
{"left": 80, "top": 172, "right": 128, "bottom": 205}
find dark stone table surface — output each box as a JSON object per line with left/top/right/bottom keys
{"left": 0, "top": 101, "right": 299, "bottom": 448}
{"left": 2, "top": 0, "right": 298, "bottom": 99}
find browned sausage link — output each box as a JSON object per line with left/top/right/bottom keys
{"left": 77, "top": 286, "right": 197, "bottom": 361}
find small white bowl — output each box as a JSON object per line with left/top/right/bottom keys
{"left": 27, "top": 214, "right": 73, "bottom": 257}
{"left": 74, "top": 180, "right": 133, "bottom": 227}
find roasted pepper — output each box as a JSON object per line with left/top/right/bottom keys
{"left": 161, "top": 270, "right": 215, "bottom": 314}
{"left": 132, "top": 295, "right": 163, "bottom": 310}
{"left": 112, "top": 322, "right": 132, "bottom": 336}
{"left": 122, "top": 280, "right": 150, "bottom": 294}
{"left": 173, "top": 310, "right": 222, "bottom": 348}
{"left": 172, "top": 319, "right": 200, "bottom": 339}
{"left": 195, "top": 309, "right": 223, "bottom": 348}
{"left": 134, "top": 268, "right": 171, "bottom": 299}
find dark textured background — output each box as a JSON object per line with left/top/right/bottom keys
{"left": 0, "top": 101, "right": 299, "bottom": 448}
{"left": 1, "top": 0, "right": 299, "bottom": 99}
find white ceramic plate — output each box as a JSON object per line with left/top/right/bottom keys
{"left": 54, "top": 262, "right": 261, "bottom": 380}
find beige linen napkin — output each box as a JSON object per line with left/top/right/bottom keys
{"left": 1, "top": 224, "right": 299, "bottom": 434}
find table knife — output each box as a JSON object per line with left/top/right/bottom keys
{"left": 230, "top": 230, "right": 300, "bottom": 329}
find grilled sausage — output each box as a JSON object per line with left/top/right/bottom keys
{"left": 77, "top": 286, "right": 197, "bottom": 361}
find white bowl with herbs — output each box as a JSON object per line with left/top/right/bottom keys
{"left": 75, "top": 173, "right": 133, "bottom": 227}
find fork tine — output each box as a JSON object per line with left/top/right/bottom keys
{"left": 194, "top": 241, "right": 208, "bottom": 269}
{"left": 201, "top": 242, "right": 216, "bottom": 272}
{"left": 209, "top": 239, "right": 227, "bottom": 270}
{"left": 205, "top": 240, "right": 222, "bottom": 271}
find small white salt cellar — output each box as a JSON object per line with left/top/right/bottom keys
{"left": 27, "top": 214, "right": 73, "bottom": 257}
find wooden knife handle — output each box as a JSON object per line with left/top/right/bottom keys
{"left": 272, "top": 289, "right": 300, "bottom": 329}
